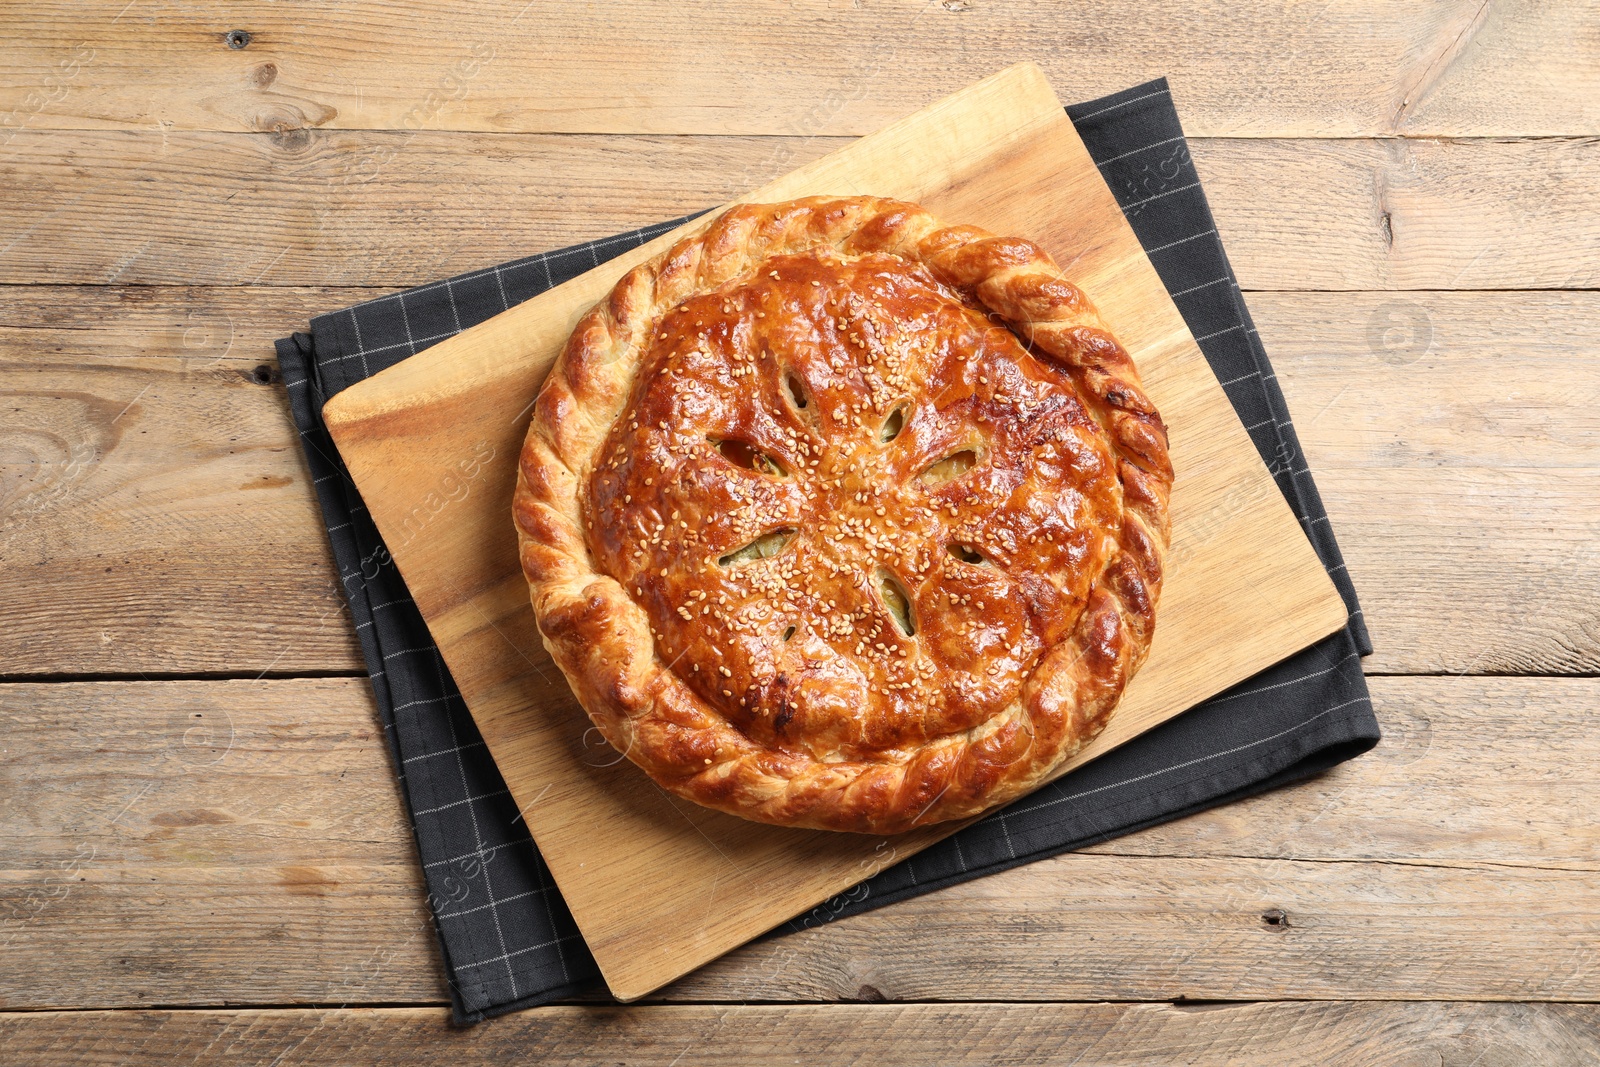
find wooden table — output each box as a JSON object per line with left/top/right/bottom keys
{"left": 2, "top": 3, "right": 1597, "bottom": 1063}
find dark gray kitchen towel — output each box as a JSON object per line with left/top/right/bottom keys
{"left": 276, "top": 78, "right": 1377, "bottom": 1024}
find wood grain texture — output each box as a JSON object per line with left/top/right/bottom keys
{"left": 1260, "top": 292, "right": 1600, "bottom": 473}
{"left": 3, "top": 1003, "right": 1599, "bottom": 1066}
{"left": 2, "top": 1, "right": 1596, "bottom": 137}
{"left": 673, "top": 862, "right": 1600, "bottom": 1003}
{"left": 6, "top": 288, "right": 1594, "bottom": 677}
{"left": 0, "top": 679, "right": 444, "bottom": 1009}
{"left": 1255, "top": 290, "right": 1600, "bottom": 675}
{"left": 4, "top": 675, "right": 1597, "bottom": 1008}
{"left": 0, "top": 1, "right": 1592, "bottom": 1051}
{"left": 0, "top": 285, "right": 363, "bottom": 676}
{"left": 3, "top": 131, "right": 1597, "bottom": 290}
{"left": 321, "top": 65, "right": 1344, "bottom": 1000}
{"left": 675, "top": 682, "right": 1600, "bottom": 1002}
{"left": 1075, "top": 673, "right": 1600, "bottom": 873}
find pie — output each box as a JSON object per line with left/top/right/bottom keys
{"left": 513, "top": 196, "right": 1172, "bottom": 834}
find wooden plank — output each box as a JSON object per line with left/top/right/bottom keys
{"left": 0, "top": 679, "right": 444, "bottom": 1008}
{"left": 321, "top": 64, "right": 1346, "bottom": 1001}
{"left": 668, "top": 677, "right": 1600, "bottom": 1002}
{"left": 6, "top": 287, "right": 1594, "bottom": 677}
{"left": 4, "top": 676, "right": 1598, "bottom": 1007}
{"left": 1254, "top": 290, "right": 1600, "bottom": 676}
{"left": 1259, "top": 291, "right": 1600, "bottom": 473}
{"left": 1081, "top": 671, "right": 1600, "bottom": 872}
{"left": 1, "top": 131, "right": 1597, "bottom": 290}
{"left": 1325, "top": 466, "right": 1600, "bottom": 675}
{"left": 3, "top": 1003, "right": 1598, "bottom": 1065}
{"left": 1197, "top": 137, "right": 1600, "bottom": 292}
{"left": 1, "top": 1, "right": 1596, "bottom": 137}
{"left": 0, "top": 286, "right": 364, "bottom": 675}
{"left": 673, "top": 857, "right": 1600, "bottom": 1003}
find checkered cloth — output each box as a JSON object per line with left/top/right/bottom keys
{"left": 277, "top": 79, "right": 1378, "bottom": 1023}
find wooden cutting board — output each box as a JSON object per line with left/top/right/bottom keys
{"left": 322, "top": 63, "right": 1349, "bottom": 1001}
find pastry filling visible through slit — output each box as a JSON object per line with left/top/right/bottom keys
{"left": 583, "top": 247, "right": 1124, "bottom": 762}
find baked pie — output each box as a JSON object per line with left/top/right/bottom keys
{"left": 514, "top": 196, "right": 1172, "bottom": 834}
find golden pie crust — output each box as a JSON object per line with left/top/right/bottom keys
{"left": 514, "top": 196, "right": 1172, "bottom": 834}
